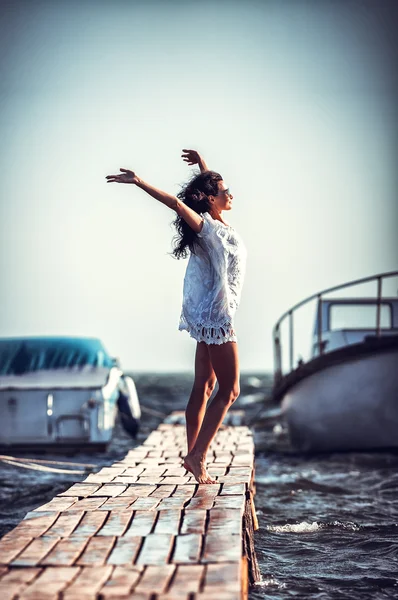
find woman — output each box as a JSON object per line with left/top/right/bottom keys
{"left": 106, "top": 149, "right": 247, "bottom": 483}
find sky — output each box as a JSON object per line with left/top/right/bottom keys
{"left": 0, "top": 0, "right": 397, "bottom": 373}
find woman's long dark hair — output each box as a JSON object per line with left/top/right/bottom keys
{"left": 171, "top": 170, "right": 222, "bottom": 259}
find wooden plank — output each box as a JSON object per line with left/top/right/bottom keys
{"left": 0, "top": 535, "right": 33, "bottom": 565}
{"left": 157, "top": 497, "right": 187, "bottom": 510}
{"left": 0, "top": 567, "right": 42, "bottom": 600}
{"left": 34, "top": 497, "right": 78, "bottom": 512}
{"left": 157, "top": 595, "right": 190, "bottom": 600}
{"left": 154, "top": 510, "right": 181, "bottom": 535}
{"left": 15, "top": 512, "right": 60, "bottom": 537}
{"left": 64, "top": 498, "right": 107, "bottom": 511}
{"left": 161, "top": 477, "right": 190, "bottom": 485}
{"left": 227, "top": 467, "right": 253, "bottom": 476}
{"left": 136, "top": 476, "right": 165, "bottom": 485}
{"left": 41, "top": 537, "right": 89, "bottom": 566}
{"left": 45, "top": 511, "right": 84, "bottom": 537}
{"left": 58, "top": 483, "right": 100, "bottom": 497}
{"left": 186, "top": 497, "right": 214, "bottom": 510}
{"left": 215, "top": 476, "right": 249, "bottom": 484}
{"left": 62, "top": 565, "right": 113, "bottom": 599}
{"left": 180, "top": 509, "right": 207, "bottom": 535}
{"left": 194, "top": 485, "right": 221, "bottom": 498}
{"left": 220, "top": 483, "right": 246, "bottom": 496}
{"left": 149, "top": 485, "right": 176, "bottom": 498}
{"left": 18, "top": 567, "right": 80, "bottom": 599}
{"left": 203, "top": 562, "right": 241, "bottom": 591}
{"left": 136, "top": 534, "right": 174, "bottom": 566}
{"left": 202, "top": 535, "right": 242, "bottom": 563}
{"left": 172, "top": 534, "right": 202, "bottom": 564}
{"left": 229, "top": 455, "right": 253, "bottom": 466}
{"left": 130, "top": 497, "right": 160, "bottom": 511}
{"left": 107, "top": 537, "right": 142, "bottom": 565}
{"left": 207, "top": 466, "right": 226, "bottom": 476}
{"left": 100, "top": 565, "right": 143, "bottom": 598}
{"left": 97, "top": 511, "right": 134, "bottom": 536}
{"left": 207, "top": 509, "right": 242, "bottom": 535}
{"left": 172, "top": 485, "right": 196, "bottom": 499}
{"left": 120, "top": 485, "right": 157, "bottom": 498}
{"left": 98, "top": 497, "right": 138, "bottom": 511}
{"left": 71, "top": 511, "right": 108, "bottom": 537}
{"left": 139, "top": 458, "right": 164, "bottom": 465}
{"left": 112, "top": 476, "right": 138, "bottom": 484}
{"left": 91, "top": 484, "right": 127, "bottom": 497}
{"left": 162, "top": 468, "right": 187, "bottom": 477}
{"left": 195, "top": 592, "right": 241, "bottom": 600}
{"left": 140, "top": 467, "right": 167, "bottom": 475}
{"left": 213, "top": 495, "right": 245, "bottom": 513}
{"left": 12, "top": 536, "right": 60, "bottom": 567}
{"left": 123, "top": 511, "right": 157, "bottom": 537}
{"left": 77, "top": 536, "right": 116, "bottom": 566}
{"left": 83, "top": 473, "right": 118, "bottom": 484}
{"left": 134, "top": 564, "right": 175, "bottom": 593}
{"left": 167, "top": 564, "right": 204, "bottom": 594}
{"left": 123, "top": 467, "right": 146, "bottom": 476}
{"left": 0, "top": 568, "right": 41, "bottom": 583}
{"left": 97, "top": 467, "right": 126, "bottom": 477}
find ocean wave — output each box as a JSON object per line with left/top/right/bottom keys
{"left": 254, "top": 577, "right": 287, "bottom": 589}
{"left": 266, "top": 521, "right": 321, "bottom": 533}
{"left": 266, "top": 520, "right": 360, "bottom": 533}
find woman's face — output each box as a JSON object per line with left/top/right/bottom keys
{"left": 212, "top": 180, "right": 233, "bottom": 212}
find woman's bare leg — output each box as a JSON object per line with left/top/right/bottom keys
{"left": 184, "top": 341, "right": 240, "bottom": 484}
{"left": 185, "top": 342, "right": 217, "bottom": 454}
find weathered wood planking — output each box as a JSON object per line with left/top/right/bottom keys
{"left": 0, "top": 409, "right": 259, "bottom": 598}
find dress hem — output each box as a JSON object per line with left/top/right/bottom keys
{"left": 179, "top": 320, "right": 238, "bottom": 345}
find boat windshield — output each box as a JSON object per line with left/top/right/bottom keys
{"left": 0, "top": 337, "right": 114, "bottom": 375}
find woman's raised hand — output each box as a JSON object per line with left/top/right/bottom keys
{"left": 106, "top": 168, "right": 139, "bottom": 184}
{"left": 181, "top": 149, "right": 209, "bottom": 173}
{"left": 181, "top": 149, "right": 202, "bottom": 166}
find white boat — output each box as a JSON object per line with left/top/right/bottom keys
{"left": 0, "top": 336, "right": 141, "bottom": 450}
{"left": 271, "top": 271, "right": 398, "bottom": 452}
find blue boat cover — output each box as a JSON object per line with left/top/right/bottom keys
{"left": 0, "top": 337, "right": 114, "bottom": 375}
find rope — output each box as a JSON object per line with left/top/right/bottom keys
{"left": 0, "top": 455, "right": 96, "bottom": 467}
{"left": 0, "top": 454, "right": 95, "bottom": 474}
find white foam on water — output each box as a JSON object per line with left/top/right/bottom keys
{"left": 266, "top": 521, "right": 321, "bottom": 533}
{"left": 255, "top": 578, "right": 287, "bottom": 589}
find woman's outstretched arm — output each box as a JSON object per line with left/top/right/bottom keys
{"left": 106, "top": 168, "right": 204, "bottom": 233}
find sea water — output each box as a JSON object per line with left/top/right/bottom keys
{"left": 0, "top": 373, "right": 397, "bottom": 599}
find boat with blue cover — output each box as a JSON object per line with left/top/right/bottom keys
{"left": 0, "top": 336, "right": 140, "bottom": 450}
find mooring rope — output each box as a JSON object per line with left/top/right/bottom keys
{"left": 0, "top": 454, "right": 95, "bottom": 474}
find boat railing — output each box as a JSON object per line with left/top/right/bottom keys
{"left": 273, "top": 270, "right": 398, "bottom": 387}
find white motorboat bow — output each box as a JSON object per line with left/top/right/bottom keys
{"left": 271, "top": 271, "right": 398, "bottom": 452}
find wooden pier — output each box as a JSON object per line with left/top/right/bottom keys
{"left": 0, "top": 410, "right": 259, "bottom": 599}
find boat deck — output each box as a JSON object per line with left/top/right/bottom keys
{"left": 0, "top": 410, "right": 259, "bottom": 599}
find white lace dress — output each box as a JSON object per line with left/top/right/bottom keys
{"left": 178, "top": 212, "right": 247, "bottom": 345}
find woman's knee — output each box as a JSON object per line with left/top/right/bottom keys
{"left": 218, "top": 383, "right": 240, "bottom": 406}
{"left": 193, "top": 377, "right": 216, "bottom": 398}
{"left": 205, "top": 378, "right": 216, "bottom": 398}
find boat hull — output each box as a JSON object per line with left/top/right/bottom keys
{"left": 0, "top": 367, "right": 121, "bottom": 449}
{"left": 281, "top": 349, "right": 398, "bottom": 452}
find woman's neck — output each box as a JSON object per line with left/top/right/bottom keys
{"left": 210, "top": 207, "right": 228, "bottom": 226}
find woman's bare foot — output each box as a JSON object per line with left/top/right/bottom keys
{"left": 183, "top": 453, "right": 217, "bottom": 484}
